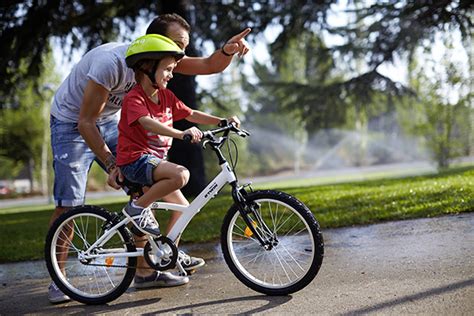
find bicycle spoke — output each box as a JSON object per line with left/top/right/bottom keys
{"left": 224, "top": 194, "right": 322, "bottom": 293}
{"left": 47, "top": 209, "right": 135, "bottom": 303}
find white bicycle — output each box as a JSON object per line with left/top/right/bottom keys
{"left": 45, "top": 123, "right": 324, "bottom": 304}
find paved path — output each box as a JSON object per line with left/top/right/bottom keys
{"left": 1, "top": 213, "right": 473, "bottom": 314}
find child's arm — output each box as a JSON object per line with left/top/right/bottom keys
{"left": 138, "top": 116, "right": 186, "bottom": 139}
{"left": 138, "top": 116, "right": 202, "bottom": 143}
{"left": 185, "top": 110, "right": 222, "bottom": 125}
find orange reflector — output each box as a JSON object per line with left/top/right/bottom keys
{"left": 244, "top": 221, "right": 257, "bottom": 238}
{"left": 105, "top": 257, "right": 114, "bottom": 267}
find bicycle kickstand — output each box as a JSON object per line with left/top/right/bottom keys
{"left": 175, "top": 259, "right": 187, "bottom": 276}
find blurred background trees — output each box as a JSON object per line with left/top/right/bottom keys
{"left": 1, "top": 0, "right": 472, "bottom": 197}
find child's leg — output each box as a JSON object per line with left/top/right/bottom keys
{"left": 134, "top": 161, "right": 189, "bottom": 208}
{"left": 134, "top": 161, "right": 189, "bottom": 277}
{"left": 162, "top": 190, "right": 189, "bottom": 235}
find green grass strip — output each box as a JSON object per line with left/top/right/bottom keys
{"left": 0, "top": 166, "right": 472, "bottom": 262}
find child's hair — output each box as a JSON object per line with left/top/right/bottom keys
{"left": 133, "top": 59, "right": 159, "bottom": 82}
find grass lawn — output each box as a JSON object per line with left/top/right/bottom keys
{"left": 0, "top": 165, "right": 472, "bottom": 262}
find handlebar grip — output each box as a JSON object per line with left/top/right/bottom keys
{"left": 183, "top": 134, "right": 193, "bottom": 143}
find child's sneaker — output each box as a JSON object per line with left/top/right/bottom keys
{"left": 123, "top": 202, "right": 160, "bottom": 236}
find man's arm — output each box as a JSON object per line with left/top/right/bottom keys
{"left": 77, "top": 80, "right": 121, "bottom": 188}
{"left": 175, "top": 28, "right": 251, "bottom": 75}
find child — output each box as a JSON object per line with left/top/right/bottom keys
{"left": 117, "top": 34, "right": 239, "bottom": 252}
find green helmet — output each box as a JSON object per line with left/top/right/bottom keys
{"left": 125, "top": 34, "right": 185, "bottom": 68}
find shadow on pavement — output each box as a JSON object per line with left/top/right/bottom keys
{"left": 57, "top": 298, "right": 162, "bottom": 315}
{"left": 342, "top": 277, "right": 474, "bottom": 315}
{"left": 141, "top": 294, "right": 292, "bottom": 315}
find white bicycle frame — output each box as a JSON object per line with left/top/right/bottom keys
{"left": 150, "top": 161, "right": 236, "bottom": 242}
{"left": 79, "top": 161, "right": 237, "bottom": 263}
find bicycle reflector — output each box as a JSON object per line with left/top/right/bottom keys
{"left": 105, "top": 257, "right": 115, "bottom": 267}
{"left": 244, "top": 220, "right": 257, "bottom": 238}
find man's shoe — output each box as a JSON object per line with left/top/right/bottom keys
{"left": 48, "top": 282, "right": 71, "bottom": 304}
{"left": 123, "top": 202, "right": 160, "bottom": 236}
{"left": 134, "top": 271, "right": 189, "bottom": 289}
{"left": 178, "top": 250, "right": 205, "bottom": 271}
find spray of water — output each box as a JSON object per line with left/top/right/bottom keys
{"left": 244, "top": 112, "right": 433, "bottom": 180}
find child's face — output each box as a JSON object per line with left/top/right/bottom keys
{"left": 154, "top": 56, "right": 177, "bottom": 89}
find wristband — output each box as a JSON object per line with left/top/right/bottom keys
{"left": 105, "top": 155, "right": 116, "bottom": 173}
{"left": 221, "top": 43, "right": 235, "bottom": 57}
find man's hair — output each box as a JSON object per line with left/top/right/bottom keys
{"left": 146, "top": 13, "right": 191, "bottom": 35}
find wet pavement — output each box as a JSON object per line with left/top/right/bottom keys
{"left": 1, "top": 213, "right": 473, "bottom": 314}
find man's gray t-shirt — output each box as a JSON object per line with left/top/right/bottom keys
{"left": 51, "top": 43, "right": 136, "bottom": 124}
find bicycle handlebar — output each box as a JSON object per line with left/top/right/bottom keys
{"left": 204, "top": 122, "right": 250, "bottom": 139}
{"left": 182, "top": 123, "right": 250, "bottom": 144}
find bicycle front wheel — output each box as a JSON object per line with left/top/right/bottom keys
{"left": 221, "top": 190, "right": 324, "bottom": 295}
{"left": 45, "top": 205, "right": 137, "bottom": 304}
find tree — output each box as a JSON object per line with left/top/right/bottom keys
{"left": 1, "top": 0, "right": 208, "bottom": 195}
{"left": 398, "top": 44, "right": 473, "bottom": 169}
{"left": 2, "top": 0, "right": 471, "bottom": 191}
{"left": 0, "top": 49, "right": 59, "bottom": 192}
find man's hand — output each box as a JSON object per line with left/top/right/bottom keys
{"left": 222, "top": 28, "right": 251, "bottom": 57}
{"left": 107, "top": 167, "right": 123, "bottom": 189}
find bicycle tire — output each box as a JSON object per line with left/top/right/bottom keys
{"left": 45, "top": 205, "right": 137, "bottom": 304}
{"left": 221, "top": 190, "right": 324, "bottom": 295}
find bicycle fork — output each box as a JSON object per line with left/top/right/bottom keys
{"left": 231, "top": 183, "right": 277, "bottom": 250}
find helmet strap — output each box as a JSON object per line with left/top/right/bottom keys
{"left": 139, "top": 60, "right": 160, "bottom": 89}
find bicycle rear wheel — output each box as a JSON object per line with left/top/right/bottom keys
{"left": 221, "top": 190, "right": 324, "bottom": 295}
{"left": 45, "top": 205, "right": 137, "bottom": 304}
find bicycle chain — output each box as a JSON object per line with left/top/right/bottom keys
{"left": 83, "top": 237, "right": 173, "bottom": 270}
{"left": 83, "top": 262, "right": 156, "bottom": 270}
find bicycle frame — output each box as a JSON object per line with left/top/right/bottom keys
{"left": 80, "top": 161, "right": 237, "bottom": 261}
{"left": 150, "top": 161, "right": 237, "bottom": 242}
{"left": 79, "top": 124, "right": 271, "bottom": 264}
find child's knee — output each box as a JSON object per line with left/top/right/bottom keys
{"left": 173, "top": 167, "right": 189, "bottom": 188}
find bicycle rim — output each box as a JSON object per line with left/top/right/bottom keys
{"left": 49, "top": 211, "right": 134, "bottom": 301}
{"left": 226, "top": 198, "right": 317, "bottom": 291}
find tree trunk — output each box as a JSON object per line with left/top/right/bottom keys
{"left": 28, "top": 157, "right": 34, "bottom": 193}
{"left": 162, "top": 1, "right": 207, "bottom": 196}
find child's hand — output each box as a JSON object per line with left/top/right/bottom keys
{"left": 183, "top": 126, "right": 203, "bottom": 143}
{"left": 228, "top": 116, "right": 241, "bottom": 128}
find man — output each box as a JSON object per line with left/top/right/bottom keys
{"left": 48, "top": 13, "right": 250, "bottom": 303}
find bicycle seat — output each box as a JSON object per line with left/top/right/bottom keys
{"left": 118, "top": 177, "right": 145, "bottom": 197}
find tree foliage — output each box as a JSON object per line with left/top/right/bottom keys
{"left": 0, "top": 48, "right": 59, "bottom": 187}
{"left": 398, "top": 49, "right": 473, "bottom": 169}
{"left": 1, "top": 0, "right": 472, "bottom": 184}
{"left": 4, "top": 1, "right": 470, "bottom": 101}
{"left": 334, "top": 0, "right": 473, "bottom": 68}
{"left": 0, "top": 1, "right": 163, "bottom": 99}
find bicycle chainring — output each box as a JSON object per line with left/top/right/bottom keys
{"left": 143, "top": 236, "right": 178, "bottom": 271}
